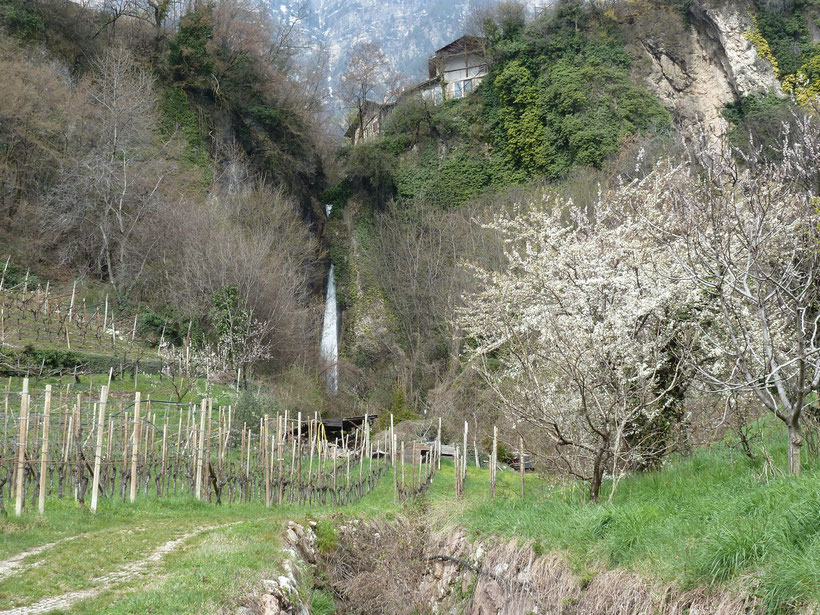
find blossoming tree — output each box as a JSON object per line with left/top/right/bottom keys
{"left": 458, "top": 195, "right": 695, "bottom": 501}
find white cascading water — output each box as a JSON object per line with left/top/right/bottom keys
{"left": 320, "top": 204, "right": 339, "bottom": 394}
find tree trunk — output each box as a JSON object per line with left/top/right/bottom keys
{"left": 590, "top": 449, "right": 605, "bottom": 503}
{"left": 788, "top": 419, "right": 803, "bottom": 475}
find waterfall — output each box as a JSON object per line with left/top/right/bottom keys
{"left": 320, "top": 204, "right": 339, "bottom": 394}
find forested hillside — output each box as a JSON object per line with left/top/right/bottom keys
{"left": 2, "top": 0, "right": 820, "bottom": 614}
{"left": 0, "top": 0, "right": 335, "bottom": 397}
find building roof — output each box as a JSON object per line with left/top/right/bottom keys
{"left": 428, "top": 35, "right": 487, "bottom": 78}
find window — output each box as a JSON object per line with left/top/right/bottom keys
{"left": 452, "top": 80, "right": 463, "bottom": 99}
{"left": 433, "top": 88, "right": 443, "bottom": 105}
{"left": 463, "top": 79, "right": 473, "bottom": 95}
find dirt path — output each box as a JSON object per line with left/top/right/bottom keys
{"left": 0, "top": 527, "right": 146, "bottom": 582}
{"left": 0, "top": 539, "right": 73, "bottom": 582}
{"left": 0, "top": 522, "right": 239, "bottom": 615}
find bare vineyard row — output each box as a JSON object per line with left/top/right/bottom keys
{"left": 0, "top": 274, "right": 145, "bottom": 357}
{"left": 0, "top": 378, "right": 451, "bottom": 516}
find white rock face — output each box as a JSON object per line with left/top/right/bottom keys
{"left": 627, "top": 1, "right": 782, "bottom": 137}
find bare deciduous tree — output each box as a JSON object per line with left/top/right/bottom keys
{"left": 339, "top": 42, "right": 396, "bottom": 142}
{"left": 165, "top": 181, "right": 318, "bottom": 370}
{"left": 42, "top": 47, "right": 164, "bottom": 299}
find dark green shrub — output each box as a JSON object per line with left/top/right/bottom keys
{"left": 377, "top": 385, "right": 418, "bottom": 431}
{"left": 0, "top": 1, "right": 43, "bottom": 39}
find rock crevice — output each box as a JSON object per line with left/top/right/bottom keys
{"left": 626, "top": 1, "right": 782, "bottom": 137}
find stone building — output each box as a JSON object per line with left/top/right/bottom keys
{"left": 417, "top": 35, "right": 489, "bottom": 104}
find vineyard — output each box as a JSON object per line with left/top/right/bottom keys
{"left": 0, "top": 264, "right": 162, "bottom": 379}
{"left": 0, "top": 377, "right": 459, "bottom": 517}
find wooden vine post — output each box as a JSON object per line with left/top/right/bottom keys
{"left": 437, "top": 417, "right": 442, "bottom": 470}
{"left": 37, "top": 385, "right": 52, "bottom": 515}
{"left": 277, "top": 414, "right": 284, "bottom": 506}
{"left": 520, "top": 435, "right": 525, "bottom": 498}
{"left": 195, "top": 399, "right": 206, "bottom": 500}
{"left": 490, "top": 426, "right": 497, "bottom": 499}
{"left": 463, "top": 421, "right": 468, "bottom": 479}
{"left": 392, "top": 433, "right": 398, "bottom": 504}
{"left": 15, "top": 377, "right": 30, "bottom": 517}
{"left": 90, "top": 385, "right": 109, "bottom": 513}
{"left": 264, "top": 414, "right": 271, "bottom": 507}
{"left": 130, "top": 392, "right": 141, "bottom": 503}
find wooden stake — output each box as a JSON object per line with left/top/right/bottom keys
{"left": 38, "top": 385, "right": 52, "bottom": 515}
{"left": 195, "top": 399, "right": 206, "bottom": 500}
{"left": 130, "top": 393, "right": 141, "bottom": 503}
{"left": 277, "top": 414, "right": 284, "bottom": 505}
{"left": 68, "top": 281, "right": 76, "bottom": 322}
{"left": 297, "top": 411, "right": 302, "bottom": 497}
{"left": 390, "top": 414, "right": 395, "bottom": 467}
{"left": 454, "top": 445, "right": 460, "bottom": 498}
{"left": 205, "top": 399, "right": 212, "bottom": 502}
{"left": 520, "top": 435, "right": 525, "bottom": 498}
{"left": 90, "top": 385, "right": 109, "bottom": 513}
{"left": 264, "top": 414, "right": 271, "bottom": 507}
{"left": 400, "top": 440, "right": 405, "bottom": 495}
{"left": 160, "top": 416, "right": 168, "bottom": 497}
{"left": 437, "top": 417, "right": 442, "bottom": 470}
{"left": 392, "top": 434, "right": 398, "bottom": 505}
{"left": 463, "top": 421, "right": 468, "bottom": 478}
{"left": 15, "top": 378, "right": 30, "bottom": 517}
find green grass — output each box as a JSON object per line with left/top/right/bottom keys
{"left": 0, "top": 484, "right": 400, "bottom": 613}
{"left": 0, "top": 462, "right": 402, "bottom": 613}
{"left": 433, "top": 420, "right": 820, "bottom": 613}
{"left": 314, "top": 518, "right": 338, "bottom": 554}
{"left": 3, "top": 418, "right": 819, "bottom": 613}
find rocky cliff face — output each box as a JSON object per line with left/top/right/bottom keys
{"left": 271, "top": 0, "right": 488, "bottom": 89}
{"left": 624, "top": 1, "right": 782, "bottom": 136}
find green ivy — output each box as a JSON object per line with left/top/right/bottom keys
{"left": 167, "top": 9, "right": 214, "bottom": 90}
{"left": 320, "top": 181, "right": 353, "bottom": 215}
{"left": 483, "top": 0, "right": 669, "bottom": 181}
{"left": 0, "top": 0, "right": 44, "bottom": 39}
{"left": 158, "top": 87, "right": 212, "bottom": 185}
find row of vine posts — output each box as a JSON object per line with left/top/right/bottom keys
{"left": 2, "top": 378, "right": 533, "bottom": 516}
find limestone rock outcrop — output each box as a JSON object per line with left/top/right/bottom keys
{"left": 625, "top": 0, "right": 783, "bottom": 137}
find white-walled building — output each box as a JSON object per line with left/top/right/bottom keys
{"left": 422, "top": 35, "right": 489, "bottom": 103}
{"left": 345, "top": 36, "right": 489, "bottom": 143}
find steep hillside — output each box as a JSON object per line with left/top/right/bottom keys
{"left": 0, "top": 0, "right": 331, "bottom": 396}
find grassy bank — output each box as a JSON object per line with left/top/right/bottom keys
{"left": 427, "top": 420, "right": 820, "bottom": 613}
{"left": 3, "top": 413, "right": 819, "bottom": 613}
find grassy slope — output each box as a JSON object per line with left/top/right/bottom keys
{"left": 2, "top": 413, "right": 819, "bottom": 613}
{"left": 427, "top": 420, "right": 820, "bottom": 613}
